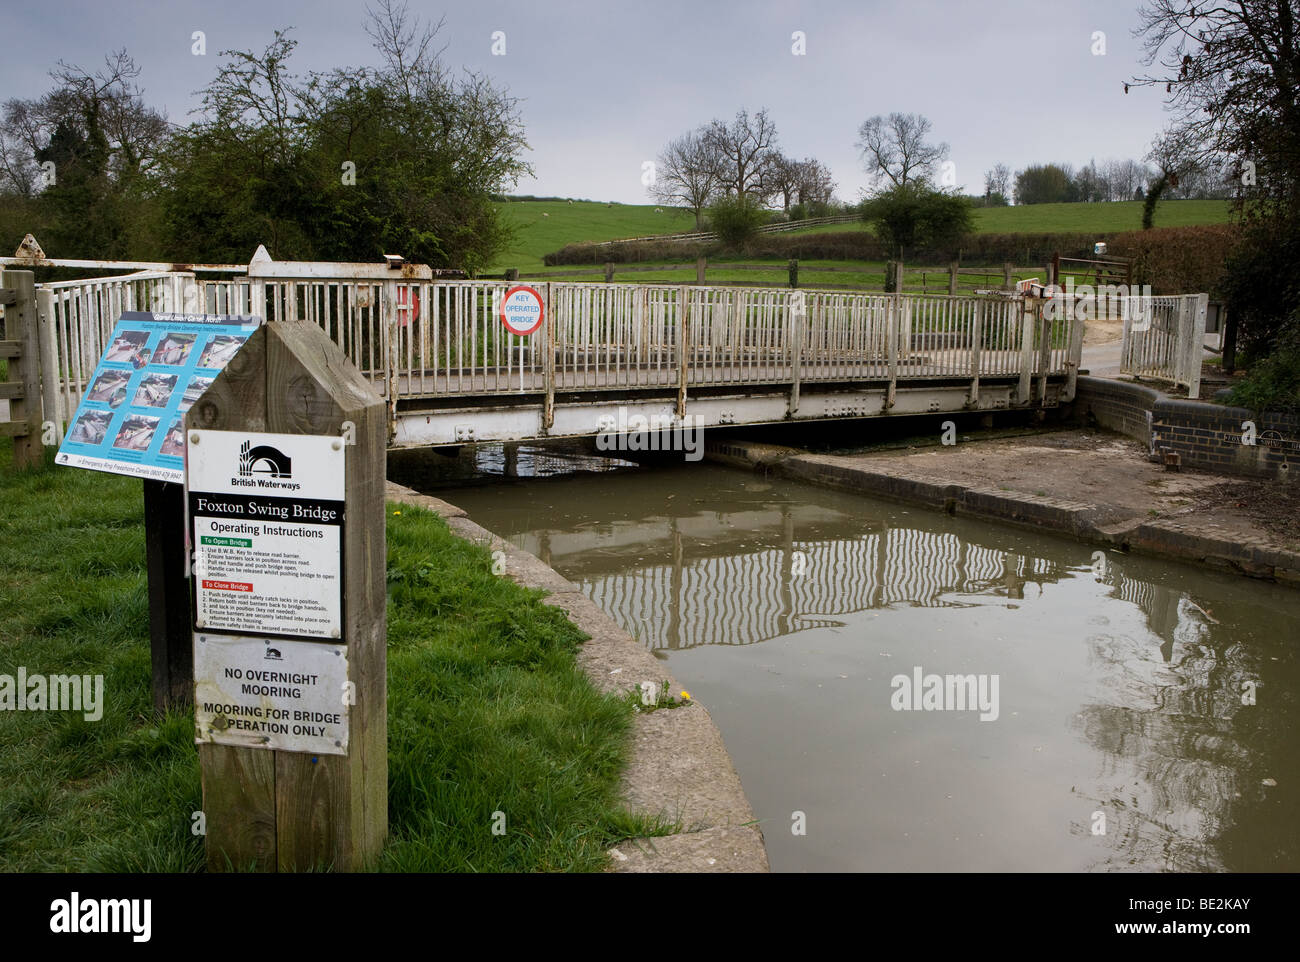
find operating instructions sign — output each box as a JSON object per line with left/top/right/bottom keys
{"left": 187, "top": 429, "right": 345, "bottom": 640}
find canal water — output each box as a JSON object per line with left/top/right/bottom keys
{"left": 425, "top": 459, "right": 1299, "bottom": 873}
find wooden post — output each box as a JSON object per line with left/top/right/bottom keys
{"left": 505, "top": 268, "right": 519, "bottom": 282}
{"left": 604, "top": 262, "right": 615, "bottom": 284}
{"left": 1003, "top": 263, "right": 1013, "bottom": 289}
{"left": 0, "top": 270, "right": 43, "bottom": 469}
{"left": 1222, "top": 307, "right": 1237, "bottom": 374}
{"left": 696, "top": 257, "right": 707, "bottom": 285}
{"left": 788, "top": 259, "right": 799, "bottom": 289}
{"left": 144, "top": 480, "right": 192, "bottom": 712}
{"left": 187, "top": 320, "right": 387, "bottom": 872}
{"left": 948, "top": 262, "right": 959, "bottom": 297}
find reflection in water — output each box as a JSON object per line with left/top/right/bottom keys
{"left": 442, "top": 465, "right": 1299, "bottom": 872}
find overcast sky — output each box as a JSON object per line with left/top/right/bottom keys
{"left": 3, "top": 0, "right": 1177, "bottom": 204}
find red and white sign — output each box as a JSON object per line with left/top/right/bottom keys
{"left": 499, "top": 285, "right": 545, "bottom": 336}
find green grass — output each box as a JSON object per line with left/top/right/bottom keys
{"left": 493, "top": 197, "right": 1235, "bottom": 274}
{"left": 0, "top": 440, "right": 666, "bottom": 872}
{"left": 970, "top": 198, "right": 1233, "bottom": 233}
{"left": 522, "top": 256, "right": 1043, "bottom": 292}
{"left": 493, "top": 199, "right": 696, "bottom": 272}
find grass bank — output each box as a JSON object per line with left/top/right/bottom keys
{"left": 491, "top": 198, "right": 1234, "bottom": 272}
{"left": 0, "top": 441, "right": 656, "bottom": 872}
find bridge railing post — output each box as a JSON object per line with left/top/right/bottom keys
{"left": 676, "top": 284, "right": 688, "bottom": 417}
{"left": 1017, "top": 296, "right": 1037, "bottom": 404}
{"left": 543, "top": 281, "right": 555, "bottom": 429}
{"left": 885, "top": 293, "right": 899, "bottom": 409}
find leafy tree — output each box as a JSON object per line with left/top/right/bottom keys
{"left": 0, "top": 51, "right": 167, "bottom": 258}
{"left": 860, "top": 183, "right": 973, "bottom": 259}
{"left": 160, "top": 3, "right": 531, "bottom": 273}
{"left": 1013, "top": 164, "right": 1073, "bottom": 205}
{"left": 708, "top": 193, "right": 767, "bottom": 249}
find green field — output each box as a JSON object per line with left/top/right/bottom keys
{"left": 490, "top": 197, "right": 1235, "bottom": 273}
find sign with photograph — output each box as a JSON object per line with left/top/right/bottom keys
{"left": 56, "top": 312, "right": 261, "bottom": 482}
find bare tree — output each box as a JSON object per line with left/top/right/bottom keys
{"left": 1131, "top": 0, "right": 1300, "bottom": 204}
{"left": 983, "top": 163, "right": 1011, "bottom": 200}
{"left": 769, "top": 153, "right": 802, "bottom": 211}
{"left": 856, "top": 113, "right": 948, "bottom": 189}
{"left": 650, "top": 127, "right": 719, "bottom": 228}
{"left": 705, "top": 107, "right": 780, "bottom": 203}
{"left": 795, "top": 157, "right": 836, "bottom": 208}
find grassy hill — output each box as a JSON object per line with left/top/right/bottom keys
{"left": 492, "top": 200, "right": 695, "bottom": 271}
{"left": 489, "top": 197, "right": 1235, "bottom": 273}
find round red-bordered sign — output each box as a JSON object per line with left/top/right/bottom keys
{"left": 499, "top": 285, "right": 545, "bottom": 336}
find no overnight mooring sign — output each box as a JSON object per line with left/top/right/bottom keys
{"left": 499, "top": 285, "right": 545, "bottom": 336}
{"left": 187, "top": 428, "right": 349, "bottom": 755}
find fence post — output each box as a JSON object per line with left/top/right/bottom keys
{"left": 968, "top": 299, "right": 982, "bottom": 407}
{"left": 788, "top": 259, "right": 799, "bottom": 289}
{"left": 0, "top": 269, "right": 43, "bottom": 469}
{"left": 604, "top": 262, "right": 615, "bottom": 284}
{"left": 506, "top": 268, "right": 519, "bottom": 282}
{"left": 36, "top": 288, "right": 61, "bottom": 435}
{"left": 696, "top": 257, "right": 706, "bottom": 285}
{"left": 187, "top": 319, "right": 387, "bottom": 872}
{"left": 1003, "top": 263, "right": 1013, "bottom": 289}
{"left": 948, "top": 262, "right": 959, "bottom": 297}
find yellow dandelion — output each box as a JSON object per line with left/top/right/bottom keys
{"left": 680, "top": 690, "right": 691, "bottom": 701}
{"left": 392, "top": 510, "right": 402, "bottom": 516}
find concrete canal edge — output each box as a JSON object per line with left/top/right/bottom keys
{"left": 383, "top": 481, "right": 771, "bottom": 873}
{"left": 704, "top": 442, "right": 1300, "bottom": 586}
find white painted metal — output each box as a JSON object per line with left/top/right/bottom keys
{"left": 1120, "top": 293, "right": 1208, "bottom": 398}
{"left": 30, "top": 253, "right": 1096, "bottom": 446}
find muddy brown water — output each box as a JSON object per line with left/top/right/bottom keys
{"left": 423, "top": 457, "right": 1300, "bottom": 873}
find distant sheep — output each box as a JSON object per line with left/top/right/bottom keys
{"left": 542, "top": 212, "right": 549, "bottom": 218}
{"left": 655, "top": 207, "right": 663, "bottom": 213}
{"left": 567, "top": 199, "right": 574, "bottom": 204}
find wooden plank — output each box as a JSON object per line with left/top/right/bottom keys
{"left": 0, "top": 381, "right": 22, "bottom": 399}
{"left": 0, "top": 288, "right": 16, "bottom": 306}
{"left": 2, "top": 271, "right": 42, "bottom": 467}
{"left": 144, "top": 480, "right": 192, "bottom": 712}
{"left": 200, "top": 743, "right": 277, "bottom": 871}
{"left": 0, "top": 342, "right": 20, "bottom": 358}
{"left": 0, "top": 420, "right": 31, "bottom": 436}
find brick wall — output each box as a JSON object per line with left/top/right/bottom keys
{"left": 1073, "top": 376, "right": 1298, "bottom": 480}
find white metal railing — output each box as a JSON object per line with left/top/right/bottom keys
{"left": 1121, "top": 293, "right": 1208, "bottom": 398}
{"left": 31, "top": 258, "right": 1088, "bottom": 437}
